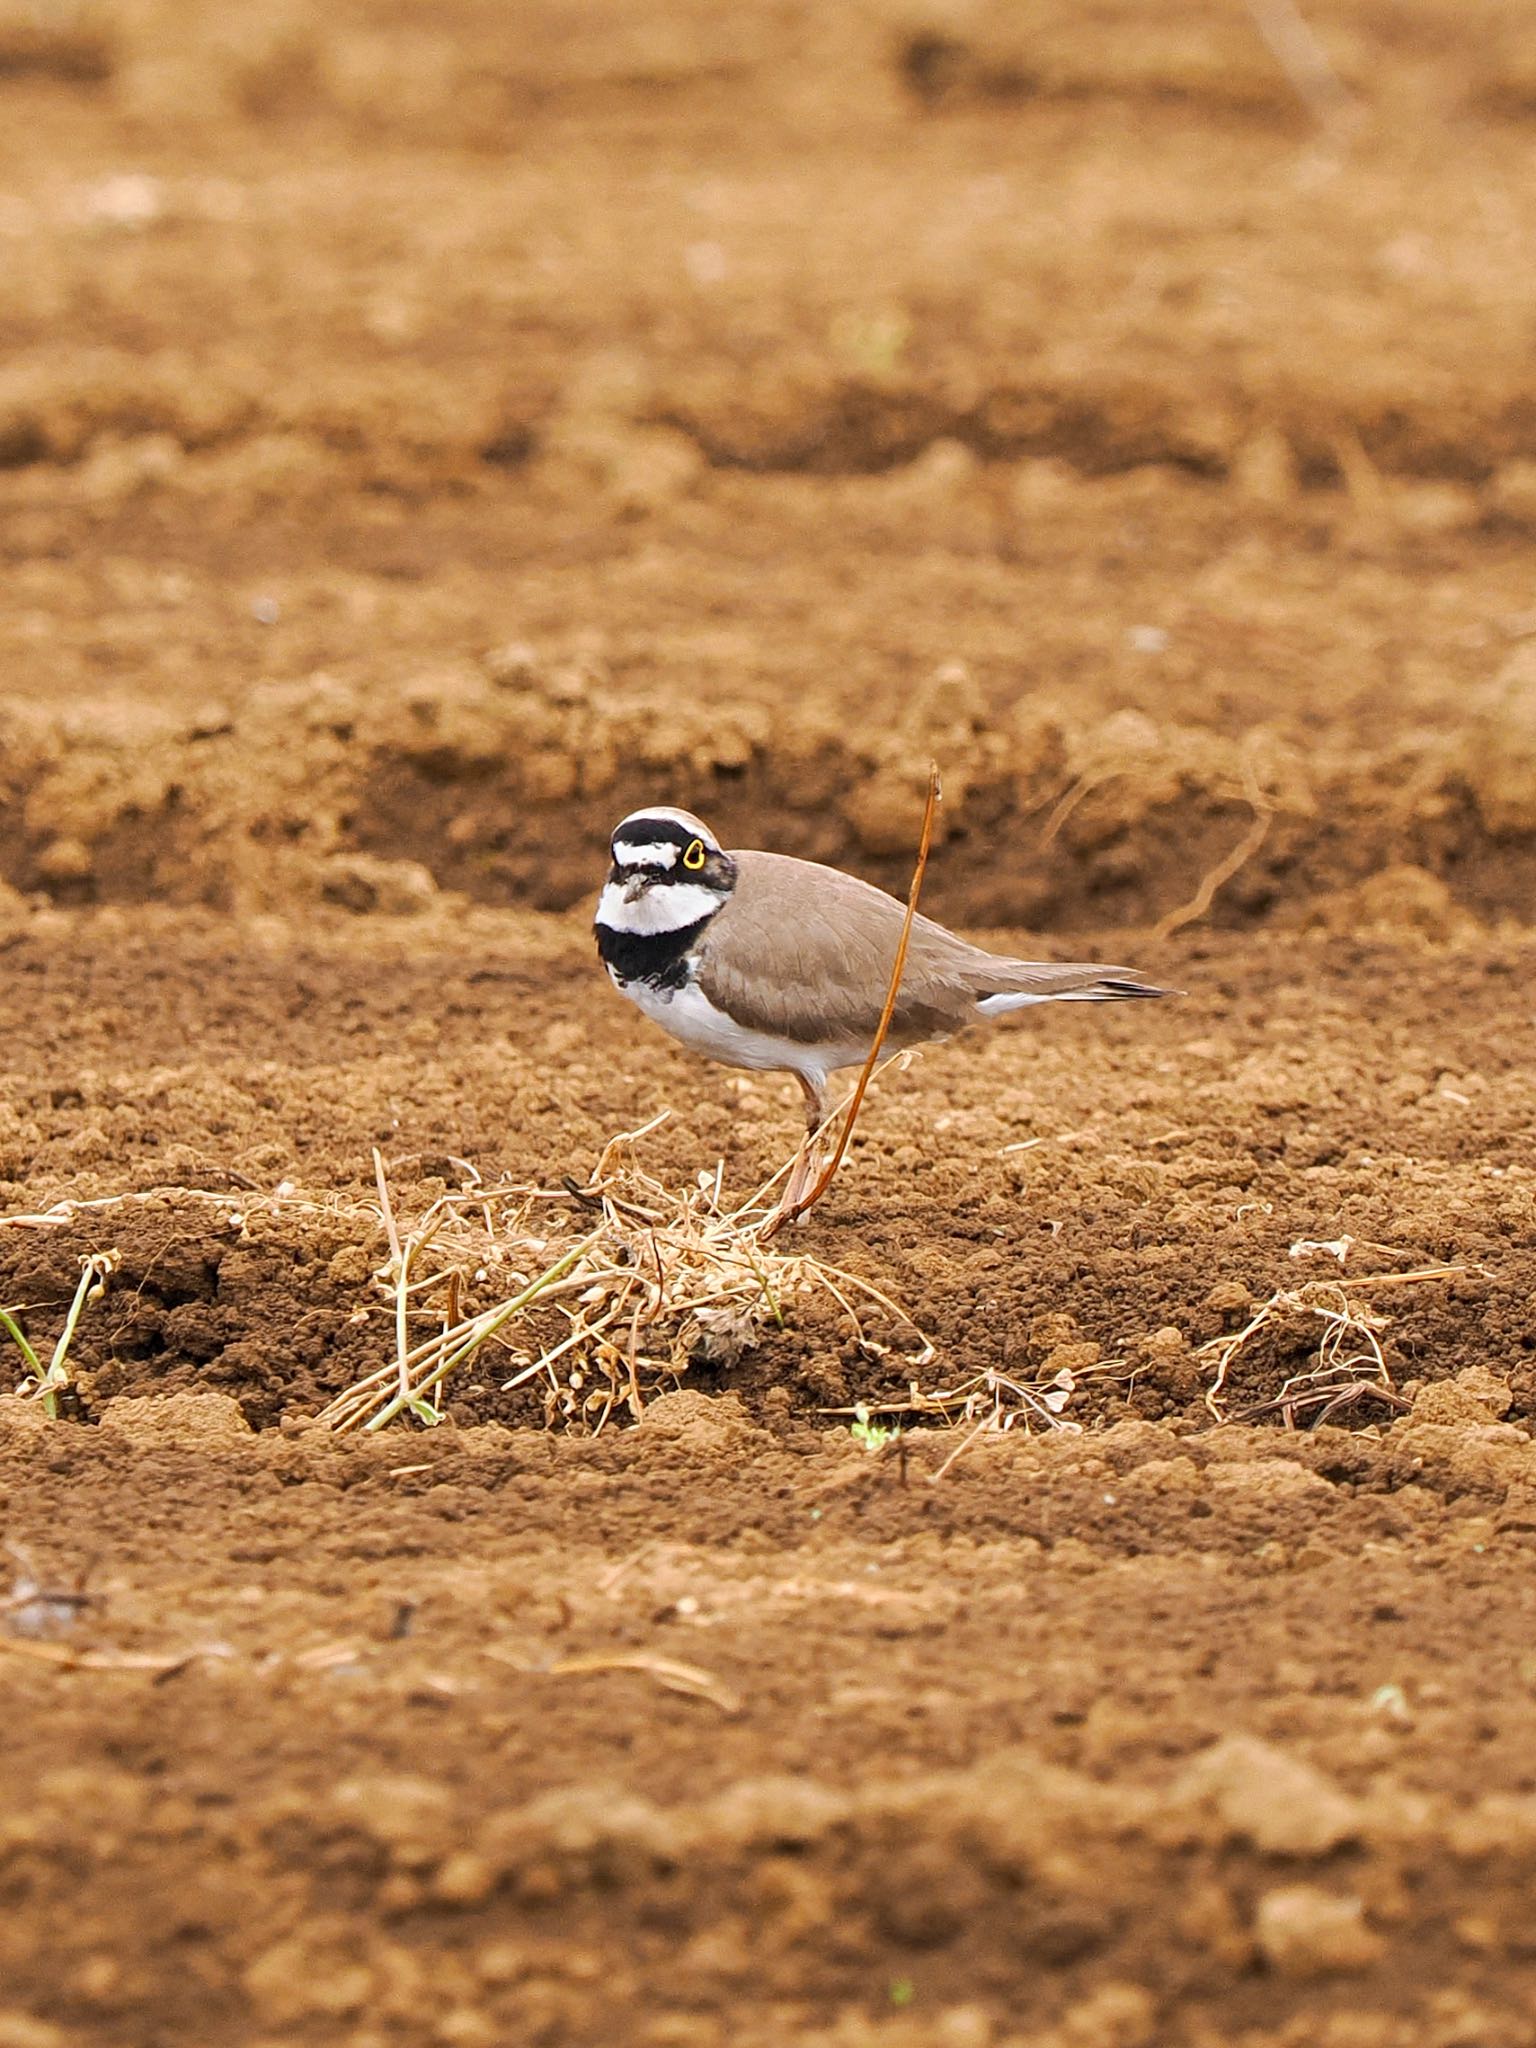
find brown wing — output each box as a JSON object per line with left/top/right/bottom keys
{"left": 693, "top": 852, "right": 1160, "bottom": 1049}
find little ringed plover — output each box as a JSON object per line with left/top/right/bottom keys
{"left": 595, "top": 806, "right": 1175, "bottom": 1174}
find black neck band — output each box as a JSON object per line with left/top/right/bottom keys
{"left": 595, "top": 915, "right": 711, "bottom": 990}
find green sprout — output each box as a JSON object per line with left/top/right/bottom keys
{"left": 830, "top": 307, "right": 912, "bottom": 377}
{"left": 1, "top": 1252, "right": 117, "bottom": 1419}
{"left": 849, "top": 1401, "right": 899, "bottom": 1453}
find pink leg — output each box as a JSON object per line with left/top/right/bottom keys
{"left": 768, "top": 1074, "right": 829, "bottom": 1225}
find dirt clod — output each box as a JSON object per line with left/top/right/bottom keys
{"left": 1175, "top": 1735, "right": 1361, "bottom": 1857}
{"left": 1254, "top": 1889, "right": 1386, "bottom": 1980}
{"left": 98, "top": 1390, "right": 252, "bottom": 1448}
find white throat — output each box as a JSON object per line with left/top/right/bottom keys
{"left": 595, "top": 879, "right": 724, "bottom": 935}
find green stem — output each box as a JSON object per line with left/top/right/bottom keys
{"left": 2, "top": 1256, "right": 111, "bottom": 1420}
{"left": 362, "top": 1230, "right": 601, "bottom": 1432}
{"left": 0, "top": 1308, "right": 43, "bottom": 1381}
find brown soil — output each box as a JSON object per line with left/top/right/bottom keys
{"left": 4, "top": 3, "right": 1536, "bottom": 2042}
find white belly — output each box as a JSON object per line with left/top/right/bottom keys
{"left": 611, "top": 966, "right": 860, "bottom": 1089}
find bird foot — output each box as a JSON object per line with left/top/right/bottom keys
{"left": 760, "top": 1131, "right": 823, "bottom": 1238}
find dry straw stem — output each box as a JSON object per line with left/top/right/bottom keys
{"left": 315, "top": 1112, "right": 933, "bottom": 1436}
{"left": 0, "top": 1183, "right": 376, "bottom": 1236}
{"left": 543, "top": 1651, "right": 743, "bottom": 1717}
{"left": 0, "top": 1637, "right": 221, "bottom": 1677}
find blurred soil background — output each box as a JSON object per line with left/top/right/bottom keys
{"left": 2, "top": 2, "right": 1536, "bottom": 2043}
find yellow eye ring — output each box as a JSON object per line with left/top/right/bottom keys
{"left": 683, "top": 838, "right": 707, "bottom": 871}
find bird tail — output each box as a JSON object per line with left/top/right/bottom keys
{"left": 973, "top": 965, "right": 1178, "bottom": 1016}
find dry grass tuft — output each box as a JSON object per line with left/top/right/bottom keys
{"left": 0, "top": 1115, "right": 934, "bottom": 1435}
{"left": 1197, "top": 1254, "right": 1481, "bottom": 1425}
{"left": 316, "top": 1112, "right": 933, "bottom": 1434}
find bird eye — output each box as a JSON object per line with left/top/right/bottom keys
{"left": 683, "top": 838, "right": 706, "bottom": 870}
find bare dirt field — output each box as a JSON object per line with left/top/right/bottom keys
{"left": 4, "top": 3, "right": 1536, "bottom": 2043}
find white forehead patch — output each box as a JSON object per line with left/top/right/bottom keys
{"left": 613, "top": 805, "right": 718, "bottom": 849}
{"left": 612, "top": 840, "right": 680, "bottom": 870}
{"left": 595, "top": 880, "right": 723, "bottom": 935}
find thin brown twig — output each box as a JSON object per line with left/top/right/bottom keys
{"left": 1155, "top": 752, "right": 1274, "bottom": 942}
{"left": 1040, "top": 769, "right": 1119, "bottom": 848}
{"left": 769, "top": 764, "right": 942, "bottom": 1233}
{"left": 1226, "top": 1380, "right": 1412, "bottom": 1427}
